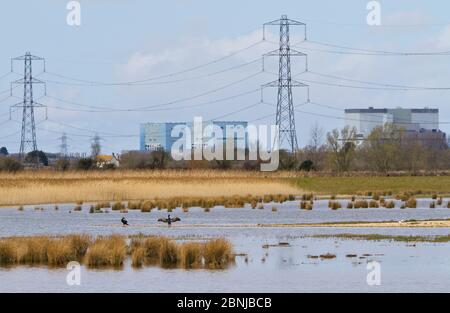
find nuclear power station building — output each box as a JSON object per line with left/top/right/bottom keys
{"left": 140, "top": 121, "right": 248, "bottom": 152}
{"left": 344, "top": 107, "right": 440, "bottom": 139}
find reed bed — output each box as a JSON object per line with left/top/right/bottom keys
{"left": 0, "top": 234, "right": 234, "bottom": 270}
{"left": 0, "top": 235, "right": 91, "bottom": 266}
{"left": 129, "top": 236, "right": 234, "bottom": 269}
{"left": 0, "top": 170, "right": 299, "bottom": 206}
{"left": 85, "top": 235, "right": 126, "bottom": 267}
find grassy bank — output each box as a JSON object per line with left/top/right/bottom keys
{"left": 292, "top": 176, "right": 450, "bottom": 196}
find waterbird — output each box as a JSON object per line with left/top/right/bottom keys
{"left": 121, "top": 217, "right": 129, "bottom": 226}
{"left": 158, "top": 214, "right": 180, "bottom": 226}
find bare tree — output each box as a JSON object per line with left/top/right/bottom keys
{"left": 326, "top": 126, "right": 357, "bottom": 172}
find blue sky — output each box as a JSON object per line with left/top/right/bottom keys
{"left": 0, "top": 0, "right": 450, "bottom": 154}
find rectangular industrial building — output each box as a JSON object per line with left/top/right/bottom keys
{"left": 344, "top": 107, "right": 439, "bottom": 138}
{"left": 140, "top": 121, "right": 248, "bottom": 152}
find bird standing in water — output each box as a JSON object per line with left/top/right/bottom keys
{"left": 158, "top": 214, "right": 181, "bottom": 226}
{"left": 121, "top": 217, "right": 129, "bottom": 226}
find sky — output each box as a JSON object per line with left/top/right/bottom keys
{"left": 0, "top": 0, "right": 449, "bottom": 154}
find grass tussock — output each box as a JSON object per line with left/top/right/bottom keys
{"left": 353, "top": 200, "right": 369, "bottom": 209}
{"left": 328, "top": 201, "right": 342, "bottom": 210}
{"left": 203, "top": 238, "right": 234, "bottom": 269}
{"left": 405, "top": 198, "right": 417, "bottom": 208}
{"left": 300, "top": 201, "right": 313, "bottom": 210}
{"left": 180, "top": 242, "right": 203, "bottom": 268}
{"left": 129, "top": 236, "right": 233, "bottom": 269}
{"left": 85, "top": 235, "right": 126, "bottom": 268}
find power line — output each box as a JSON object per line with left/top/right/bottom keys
{"left": 45, "top": 119, "right": 138, "bottom": 137}
{"left": 41, "top": 40, "right": 265, "bottom": 86}
{"left": 43, "top": 88, "right": 260, "bottom": 113}
{"left": 297, "top": 77, "right": 450, "bottom": 91}
{"left": 299, "top": 18, "right": 450, "bottom": 28}
{"left": 307, "top": 71, "right": 450, "bottom": 90}
{"left": 42, "top": 57, "right": 262, "bottom": 87}
{"left": 296, "top": 39, "right": 450, "bottom": 56}
{"left": 207, "top": 101, "right": 263, "bottom": 122}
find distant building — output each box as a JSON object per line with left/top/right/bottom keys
{"left": 140, "top": 121, "right": 248, "bottom": 152}
{"left": 96, "top": 154, "right": 120, "bottom": 168}
{"left": 345, "top": 107, "right": 439, "bottom": 138}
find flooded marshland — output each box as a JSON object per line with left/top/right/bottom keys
{"left": 1, "top": 198, "right": 450, "bottom": 292}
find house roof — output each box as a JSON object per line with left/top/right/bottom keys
{"left": 96, "top": 155, "right": 113, "bottom": 162}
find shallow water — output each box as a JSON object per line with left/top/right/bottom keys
{"left": 1, "top": 199, "right": 450, "bottom": 292}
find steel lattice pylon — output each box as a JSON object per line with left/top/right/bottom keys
{"left": 263, "top": 15, "right": 309, "bottom": 152}
{"left": 11, "top": 52, "right": 46, "bottom": 165}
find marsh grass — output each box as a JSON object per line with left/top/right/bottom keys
{"left": 0, "top": 234, "right": 234, "bottom": 270}
{"left": 0, "top": 170, "right": 299, "bottom": 206}
{"left": 328, "top": 201, "right": 342, "bottom": 210}
{"left": 204, "top": 238, "right": 234, "bottom": 269}
{"left": 112, "top": 202, "right": 125, "bottom": 211}
{"left": 0, "top": 235, "right": 91, "bottom": 267}
{"left": 160, "top": 240, "right": 179, "bottom": 267}
{"left": 313, "top": 233, "right": 450, "bottom": 243}
{"left": 85, "top": 235, "right": 126, "bottom": 268}
{"left": 354, "top": 200, "right": 369, "bottom": 209}
{"left": 406, "top": 198, "right": 417, "bottom": 208}
{"left": 385, "top": 200, "right": 396, "bottom": 209}
{"left": 180, "top": 242, "right": 203, "bottom": 268}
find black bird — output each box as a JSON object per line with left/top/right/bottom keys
{"left": 121, "top": 217, "right": 129, "bottom": 226}
{"left": 158, "top": 214, "right": 180, "bottom": 226}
